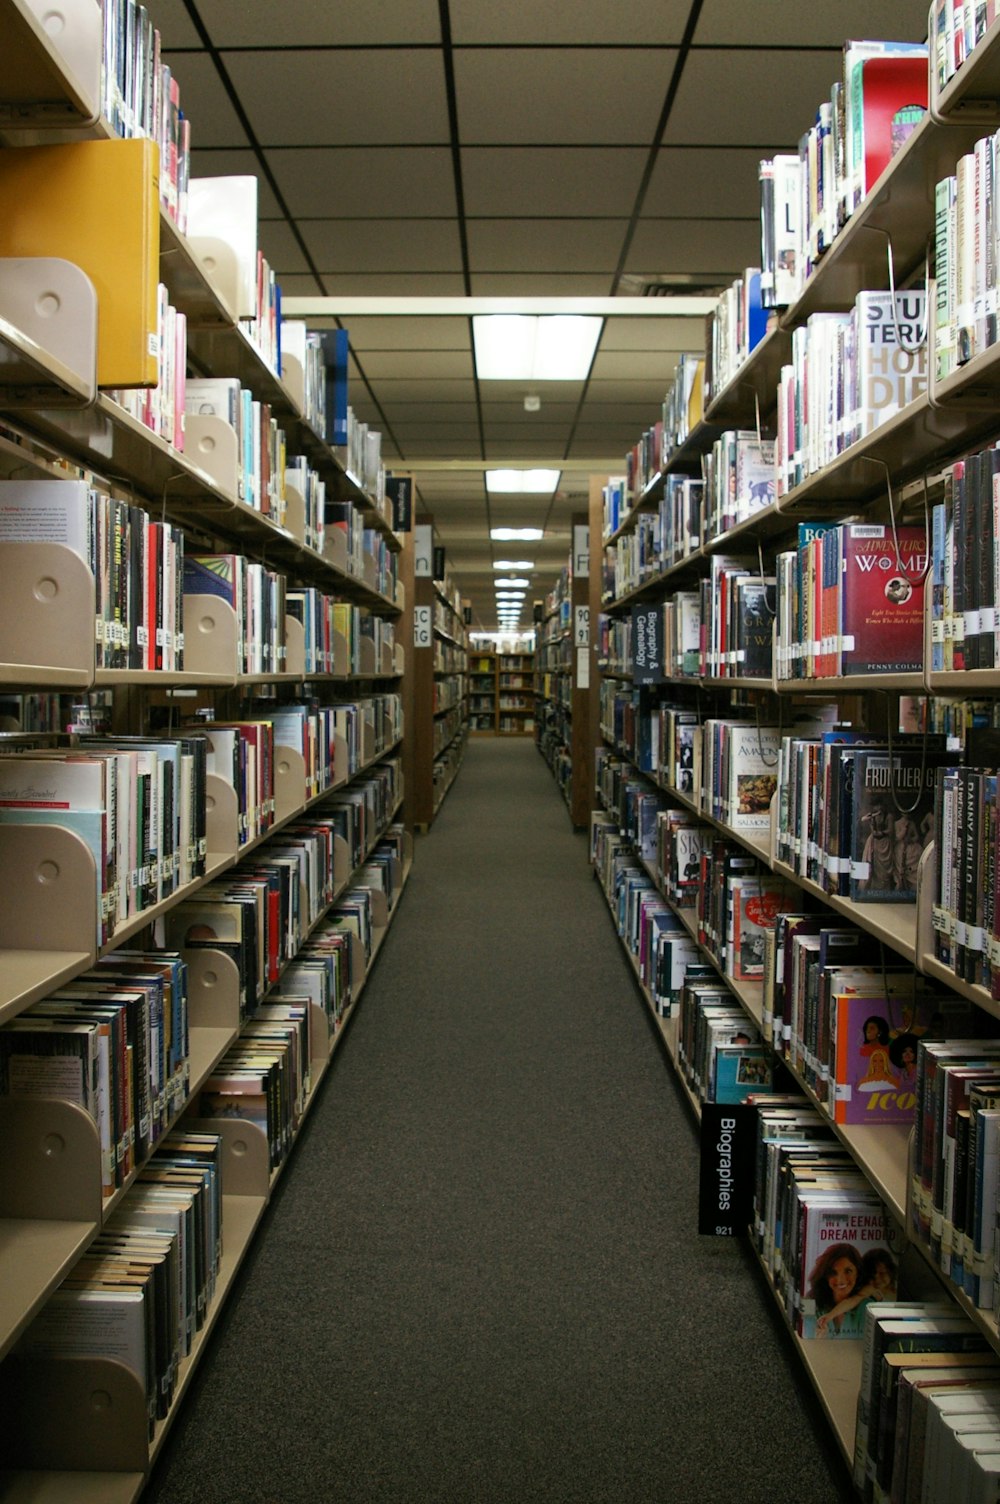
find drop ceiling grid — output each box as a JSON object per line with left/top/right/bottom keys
{"left": 165, "top": 0, "right": 931, "bottom": 622}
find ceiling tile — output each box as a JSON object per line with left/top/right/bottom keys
{"left": 694, "top": 0, "right": 926, "bottom": 46}
{"left": 224, "top": 50, "right": 449, "bottom": 146}
{"left": 663, "top": 50, "right": 855, "bottom": 148}
{"left": 362, "top": 379, "right": 478, "bottom": 402}
{"left": 188, "top": 0, "right": 442, "bottom": 46}
{"left": 589, "top": 348, "right": 695, "bottom": 381}
{"left": 466, "top": 219, "right": 627, "bottom": 273}
{"left": 599, "top": 315, "right": 707, "bottom": 351}
{"left": 189, "top": 148, "right": 282, "bottom": 216}
{"left": 462, "top": 148, "right": 647, "bottom": 216}
{"left": 375, "top": 402, "right": 480, "bottom": 423}
{"left": 470, "top": 273, "right": 613, "bottom": 294}
{"left": 306, "top": 273, "right": 469, "bottom": 295}
{"left": 478, "top": 378, "right": 585, "bottom": 404}
{"left": 257, "top": 220, "right": 310, "bottom": 275}
{"left": 334, "top": 317, "right": 470, "bottom": 351}
{"left": 453, "top": 50, "right": 677, "bottom": 144}
{"left": 626, "top": 217, "right": 761, "bottom": 276}
{"left": 480, "top": 401, "right": 579, "bottom": 421}
{"left": 155, "top": 0, "right": 202, "bottom": 47}
{"left": 264, "top": 148, "right": 456, "bottom": 216}
{"left": 167, "top": 51, "right": 251, "bottom": 148}
{"left": 481, "top": 422, "right": 572, "bottom": 447}
{"left": 644, "top": 146, "right": 770, "bottom": 217}
{"left": 350, "top": 350, "right": 474, "bottom": 379}
{"left": 298, "top": 219, "right": 464, "bottom": 274}
{"left": 450, "top": 0, "right": 691, "bottom": 43}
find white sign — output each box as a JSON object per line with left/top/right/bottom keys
{"left": 414, "top": 605, "right": 432, "bottom": 648}
{"left": 574, "top": 605, "right": 589, "bottom": 648}
{"left": 414, "top": 524, "right": 433, "bottom": 576}
{"left": 576, "top": 646, "right": 590, "bottom": 689}
{"left": 573, "top": 524, "right": 589, "bottom": 579}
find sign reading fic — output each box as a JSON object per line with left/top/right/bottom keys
{"left": 631, "top": 605, "right": 664, "bottom": 683}
{"left": 698, "top": 1103, "right": 755, "bottom": 1236}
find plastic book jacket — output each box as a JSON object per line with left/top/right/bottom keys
{"left": 839, "top": 524, "right": 927, "bottom": 675}
{"left": 849, "top": 749, "right": 940, "bottom": 901}
{"left": 799, "top": 1199, "right": 899, "bottom": 1338}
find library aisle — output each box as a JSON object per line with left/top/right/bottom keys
{"left": 144, "top": 739, "right": 851, "bottom": 1504}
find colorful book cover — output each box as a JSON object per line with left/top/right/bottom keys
{"left": 712, "top": 1043, "right": 775, "bottom": 1104}
{"left": 849, "top": 747, "right": 945, "bottom": 901}
{"left": 182, "top": 554, "right": 239, "bottom": 607}
{"left": 727, "top": 723, "right": 780, "bottom": 831}
{"left": 799, "top": 1194, "right": 899, "bottom": 1338}
{"left": 853, "top": 289, "right": 928, "bottom": 442}
{"left": 858, "top": 56, "right": 928, "bottom": 196}
{"left": 831, "top": 986, "right": 944, "bottom": 1125}
{"left": 839, "top": 524, "right": 929, "bottom": 675}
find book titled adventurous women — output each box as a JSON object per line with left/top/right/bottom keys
{"left": 849, "top": 748, "right": 947, "bottom": 902}
{"left": 839, "top": 524, "right": 928, "bottom": 675}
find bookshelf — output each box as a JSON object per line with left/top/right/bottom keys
{"left": 496, "top": 651, "right": 535, "bottom": 736}
{"left": 468, "top": 650, "right": 497, "bottom": 733}
{"left": 590, "top": 23, "right": 1000, "bottom": 1495}
{"left": 534, "top": 511, "right": 599, "bottom": 826}
{"left": 0, "top": 16, "right": 414, "bottom": 1494}
{"left": 404, "top": 520, "right": 468, "bottom": 828}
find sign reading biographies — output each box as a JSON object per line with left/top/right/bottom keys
{"left": 386, "top": 475, "right": 412, "bottom": 532}
{"left": 631, "top": 605, "right": 664, "bottom": 683}
{"left": 698, "top": 1103, "right": 756, "bottom": 1236}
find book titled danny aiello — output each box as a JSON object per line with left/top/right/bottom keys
{"left": 853, "top": 289, "right": 927, "bottom": 444}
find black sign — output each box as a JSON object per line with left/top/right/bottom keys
{"left": 433, "top": 545, "right": 446, "bottom": 582}
{"left": 631, "top": 605, "right": 664, "bottom": 683}
{"left": 463, "top": 605, "right": 472, "bottom": 625}
{"left": 698, "top": 1103, "right": 756, "bottom": 1236}
{"left": 386, "top": 475, "right": 412, "bottom": 532}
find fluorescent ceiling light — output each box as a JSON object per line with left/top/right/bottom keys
{"left": 495, "top": 587, "right": 526, "bottom": 596}
{"left": 493, "top": 560, "right": 534, "bottom": 570}
{"left": 473, "top": 315, "right": 601, "bottom": 380}
{"left": 485, "top": 470, "right": 560, "bottom": 494}
{"left": 491, "top": 527, "right": 545, "bottom": 541}
{"left": 497, "top": 577, "right": 530, "bottom": 588}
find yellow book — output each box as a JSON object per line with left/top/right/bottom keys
{"left": 0, "top": 136, "right": 160, "bottom": 388}
{"left": 686, "top": 357, "right": 705, "bottom": 431}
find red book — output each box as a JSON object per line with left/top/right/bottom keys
{"left": 859, "top": 57, "right": 928, "bottom": 198}
{"left": 839, "top": 524, "right": 927, "bottom": 676}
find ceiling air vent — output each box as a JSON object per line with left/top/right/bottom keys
{"left": 617, "top": 274, "right": 728, "bottom": 298}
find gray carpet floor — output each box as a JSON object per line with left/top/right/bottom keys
{"left": 144, "top": 737, "right": 853, "bottom": 1503}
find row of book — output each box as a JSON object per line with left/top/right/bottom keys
{"left": 932, "top": 0, "right": 998, "bottom": 95}
{"left": 910, "top": 1039, "right": 1000, "bottom": 1313}
{"left": 853, "top": 1297, "right": 1000, "bottom": 1504}
{"left": 755, "top": 41, "right": 927, "bottom": 311}
{"left": 753, "top": 1098, "right": 901, "bottom": 1347}
{"left": 704, "top": 270, "right": 769, "bottom": 406}
{"left": 102, "top": 0, "right": 191, "bottom": 232}
{"left": 285, "top": 453, "right": 327, "bottom": 557}
{"left": 286, "top": 592, "right": 397, "bottom": 680}
{"left": 933, "top": 762, "right": 1000, "bottom": 995}
{"left": 0, "top": 479, "right": 186, "bottom": 674}
{"left": 930, "top": 443, "right": 1000, "bottom": 673}
{"left": 701, "top": 428, "right": 775, "bottom": 543}
{"left": 108, "top": 282, "right": 187, "bottom": 449}
{"left": 185, "top": 554, "right": 288, "bottom": 678}
{"left": 184, "top": 376, "right": 287, "bottom": 521}
{"left": 433, "top": 677, "right": 464, "bottom": 715}
{"left": 776, "top": 729, "right": 942, "bottom": 902}
{"left": 16, "top": 1129, "right": 223, "bottom": 1437}
{"left": 775, "top": 522, "right": 927, "bottom": 681}
{"left": 0, "top": 950, "right": 190, "bottom": 1198}
{"left": 282, "top": 325, "right": 327, "bottom": 442}
{"left": 343, "top": 408, "right": 386, "bottom": 512}
{"left": 775, "top": 290, "right": 928, "bottom": 499}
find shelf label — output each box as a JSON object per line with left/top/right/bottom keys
{"left": 698, "top": 1103, "right": 755, "bottom": 1237}
{"left": 573, "top": 523, "right": 589, "bottom": 578}
{"left": 576, "top": 646, "right": 590, "bottom": 689}
{"left": 574, "top": 605, "right": 589, "bottom": 648}
{"left": 631, "top": 605, "right": 664, "bottom": 684}
{"left": 414, "top": 524, "right": 433, "bottom": 576}
{"left": 413, "top": 605, "right": 432, "bottom": 648}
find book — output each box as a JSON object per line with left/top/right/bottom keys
{"left": 839, "top": 524, "right": 928, "bottom": 676}
{"left": 852, "top": 289, "right": 928, "bottom": 443}
{"left": 849, "top": 748, "right": 944, "bottom": 902}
